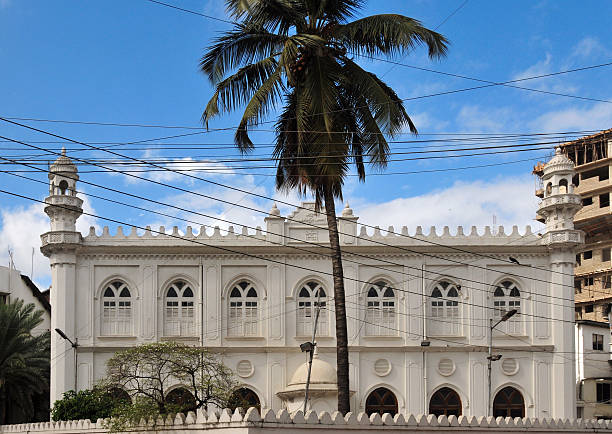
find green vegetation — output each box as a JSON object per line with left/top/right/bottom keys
{"left": 0, "top": 300, "right": 50, "bottom": 424}
{"left": 51, "top": 387, "right": 122, "bottom": 422}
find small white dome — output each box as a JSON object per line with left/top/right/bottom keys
{"left": 269, "top": 202, "right": 281, "bottom": 217}
{"left": 341, "top": 201, "right": 353, "bottom": 217}
{"left": 288, "top": 354, "right": 337, "bottom": 388}
{"left": 50, "top": 147, "right": 78, "bottom": 174}
{"left": 543, "top": 147, "right": 573, "bottom": 176}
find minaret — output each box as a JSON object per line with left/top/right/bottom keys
{"left": 537, "top": 148, "right": 583, "bottom": 418}
{"left": 40, "top": 147, "right": 83, "bottom": 404}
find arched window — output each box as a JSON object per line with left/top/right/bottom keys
{"left": 365, "top": 281, "right": 396, "bottom": 336}
{"left": 166, "top": 387, "right": 196, "bottom": 413}
{"left": 58, "top": 179, "right": 69, "bottom": 195}
{"left": 545, "top": 182, "right": 552, "bottom": 196}
{"left": 365, "top": 387, "right": 398, "bottom": 416}
{"left": 429, "top": 280, "right": 460, "bottom": 336}
{"left": 493, "top": 386, "right": 525, "bottom": 418}
{"left": 227, "top": 387, "right": 260, "bottom": 411}
{"left": 228, "top": 280, "right": 259, "bottom": 337}
{"left": 108, "top": 388, "right": 131, "bottom": 405}
{"left": 102, "top": 280, "right": 132, "bottom": 336}
{"left": 297, "top": 281, "right": 328, "bottom": 337}
{"left": 164, "top": 280, "right": 195, "bottom": 337}
{"left": 429, "top": 387, "right": 462, "bottom": 417}
{"left": 493, "top": 280, "right": 521, "bottom": 334}
{"left": 559, "top": 178, "right": 568, "bottom": 194}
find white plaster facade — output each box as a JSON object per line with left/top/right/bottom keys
{"left": 575, "top": 320, "right": 612, "bottom": 419}
{"left": 0, "top": 265, "right": 51, "bottom": 336}
{"left": 42, "top": 148, "right": 583, "bottom": 419}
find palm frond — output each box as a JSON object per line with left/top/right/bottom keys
{"left": 226, "top": 0, "right": 307, "bottom": 34}
{"left": 235, "top": 66, "right": 285, "bottom": 152}
{"left": 334, "top": 14, "right": 449, "bottom": 58}
{"left": 200, "top": 25, "right": 287, "bottom": 83}
{"left": 202, "top": 56, "right": 280, "bottom": 126}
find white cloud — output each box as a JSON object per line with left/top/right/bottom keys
{"left": 147, "top": 157, "right": 235, "bottom": 183}
{"left": 0, "top": 194, "right": 98, "bottom": 289}
{"left": 512, "top": 53, "right": 553, "bottom": 82}
{"left": 511, "top": 53, "right": 578, "bottom": 96}
{"left": 352, "top": 176, "right": 542, "bottom": 234}
{"left": 571, "top": 37, "right": 611, "bottom": 59}
{"left": 455, "top": 105, "right": 514, "bottom": 133}
{"left": 531, "top": 102, "right": 612, "bottom": 133}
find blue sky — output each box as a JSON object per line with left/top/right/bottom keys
{"left": 1, "top": 0, "right": 612, "bottom": 288}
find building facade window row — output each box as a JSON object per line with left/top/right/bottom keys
{"left": 100, "top": 277, "right": 523, "bottom": 338}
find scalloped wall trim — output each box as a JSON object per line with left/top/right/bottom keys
{"left": 1, "top": 409, "right": 610, "bottom": 432}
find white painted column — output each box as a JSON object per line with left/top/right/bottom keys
{"left": 550, "top": 249, "right": 576, "bottom": 418}
{"left": 50, "top": 250, "right": 78, "bottom": 404}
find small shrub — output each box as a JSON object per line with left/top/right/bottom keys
{"left": 51, "top": 387, "right": 124, "bottom": 422}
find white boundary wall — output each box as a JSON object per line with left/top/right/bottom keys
{"left": 3, "top": 408, "right": 612, "bottom": 434}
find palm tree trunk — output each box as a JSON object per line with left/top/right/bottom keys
{"left": 323, "top": 185, "right": 350, "bottom": 415}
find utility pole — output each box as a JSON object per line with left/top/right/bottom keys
{"left": 487, "top": 309, "right": 517, "bottom": 416}
{"left": 301, "top": 289, "right": 323, "bottom": 413}
{"left": 55, "top": 328, "right": 78, "bottom": 391}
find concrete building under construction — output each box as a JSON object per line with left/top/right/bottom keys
{"left": 536, "top": 129, "right": 612, "bottom": 321}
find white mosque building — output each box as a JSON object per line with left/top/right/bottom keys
{"left": 43, "top": 148, "right": 583, "bottom": 419}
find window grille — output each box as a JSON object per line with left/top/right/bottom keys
{"left": 102, "top": 280, "right": 132, "bottom": 336}
{"left": 296, "top": 281, "right": 328, "bottom": 337}
{"left": 429, "top": 280, "right": 461, "bottom": 336}
{"left": 164, "top": 280, "right": 195, "bottom": 337}
{"left": 228, "top": 280, "right": 259, "bottom": 337}
{"left": 365, "top": 281, "right": 396, "bottom": 336}
{"left": 493, "top": 280, "right": 521, "bottom": 335}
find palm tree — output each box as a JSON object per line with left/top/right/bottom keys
{"left": 0, "top": 300, "right": 50, "bottom": 424}
{"left": 201, "top": 0, "right": 448, "bottom": 413}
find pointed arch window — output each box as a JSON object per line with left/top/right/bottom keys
{"left": 164, "top": 280, "right": 195, "bottom": 337}
{"left": 493, "top": 280, "right": 521, "bottom": 334}
{"left": 493, "top": 386, "right": 525, "bottom": 418}
{"left": 429, "top": 387, "right": 462, "bottom": 417}
{"left": 365, "top": 281, "right": 396, "bottom": 336}
{"left": 429, "top": 280, "right": 460, "bottom": 336}
{"left": 297, "top": 281, "right": 328, "bottom": 337}
{"left": 365, "top": 387, "right": 398, "bottom": 416}
{"left": 228, "top": 280, "right": 259, "bottom": 337}
{"left": 102, "top": 280, "right": 132, "bottom": 336}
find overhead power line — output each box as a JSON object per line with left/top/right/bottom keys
{"left": 143, "top": 0, "right": 612, "bottom": 107}
{"left": 0, "top": 186, "right": 581, "bottom": 325}
{"left": 1, "top": 154, "right": 593, "bottom": 307}
{"left": 0, "top": 119, "right": 577, "bottom": 282}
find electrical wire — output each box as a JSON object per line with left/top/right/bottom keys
{"left": 0, "top": 119, "right": 581, "bottom": 284}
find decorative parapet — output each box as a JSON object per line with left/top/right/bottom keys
{"left": 2, "top": 408, "right": 611, "bottom": 433}
{"left": 44, "top": 195, "right": 83, "bottom": 209}
{"left": 537, "top": 194, "right": 582, "bottom": 212}
{"left": 81, "top": 224, "right": 540, "bottom": 248}
{"left": 540, "top": 230, "right": 584, "bottom": 248}
{"left": 41, "top": 231, "right": 82, "bottom": 247}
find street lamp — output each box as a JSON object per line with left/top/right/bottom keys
{"left": 55, "top": 328, "right": 78, "bottom": 391}
{"left": 487, "top": 309, "right": 517, "bottom": 416}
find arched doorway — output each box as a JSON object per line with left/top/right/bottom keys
{"left": 365, "top": 387, "right": 398, "bottom": 416}
{"left": 166, "top": 387, "right": 196, "bottom": 413}
{"left": 493, "top": 386, "right": 525, "bottom": 418}
{"left": 429, "top": 387, "right": 462, "bottom": 416}
{"left": 228, "top": 387, "right": 261, "bottom": 411}
{"left": 108, "top": 387, "right": 131, "bottom": 404}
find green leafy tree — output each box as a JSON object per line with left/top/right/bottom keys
{"left": 0, "top": 299, "right": 50, "bottom": 424}
{"left": 201, "top": 0, "right": 448, "bottom": 413}
{"left": 105, "top": 341, "right": 236, "bottom": 415}
{"left": 51, "top": 387, "right": 123, "bottom": 422}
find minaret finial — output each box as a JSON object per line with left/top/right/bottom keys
{"left": 61, "top": 146, "right": 66, "bottom": 156}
